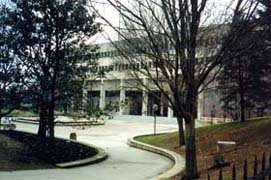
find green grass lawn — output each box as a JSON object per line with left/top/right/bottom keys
{"left": 135, "top": 117, "right": 271, "bottom": 179}
{"left": 3, "top": 109, "right": 66, "bottom": 117}
{"left": 4, "top": 110, "right": 38, "bottom": 117}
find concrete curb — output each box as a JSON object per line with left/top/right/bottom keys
{"left": 56, "top": 138, "right": 108, "bottom": 168}
{"left": 2, "top": 130, "right": 108, "bottom": 168}
{"left": 13, "top": 118, "right": 105, "bottom": 126}
{"left": 128, "top": 136, "right": 185, "bottom": 180}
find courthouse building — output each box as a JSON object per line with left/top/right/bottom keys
{"left": 82, "top": 34, "right": 225, "bottom": 121}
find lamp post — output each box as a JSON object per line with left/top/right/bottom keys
{"left": 152, "top": 104, "right": 158, "bottom": 135}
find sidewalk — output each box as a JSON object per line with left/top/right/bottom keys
{"left": 12, "top": 116, "right": 105, "bottom": 126}
{"left": 0, "top": 117, "right": 179, "bottom": 180}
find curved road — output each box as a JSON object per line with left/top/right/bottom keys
{"left": 0, "top": 116, "right": 180, "bottom": 180}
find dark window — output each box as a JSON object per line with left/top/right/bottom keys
{"left": 136, "top": 63, "right": 140, "bottom": 70}
{"left": 114, "top": 64, "right": 118, "bottom": 71}
{"left": 148, "top": 62, "right": 152, "bottom": 68}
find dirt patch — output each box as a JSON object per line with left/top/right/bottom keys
{"left": 0, "top": 133, "right": 54, "bottom": 171}
{"left": 0, "top": 130, "right": 98, "bottom": 171}
{"left": 137, "top": 118, "right": 271, "bottom": 179}
{"left": 194, "top": 119, "right": 271, "bottom": 179}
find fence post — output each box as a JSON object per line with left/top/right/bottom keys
{"left": 254, "top": 155, "right": 258, "bottom": 176}
{"left": 262, "top": 152, "right": 266, "bottom": 171}
{"left": 243, "top": 159, "right": 247, "bottom": 180}
{"left": 269, "top": 152, "right": 271, "bottom": 169}
{"left": 269, "top": 152, "right": 271, "bottom": 180}
{"left": 232, "top": 165, "right": 236, "bottom": 180}
{"left": 219, "top": 168, "right": 223, "bottom": 180}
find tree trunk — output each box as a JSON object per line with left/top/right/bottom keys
{"left": 48, "top": 110, "right": 55, "bottom": 138}
{"left": 240, "top": 91, "right": 245, "bottom": 122}
{"left": 183, "top": 89, "right": 198, "bottom": 179}
{"left": 38, "top": 99, "right": 47, "bottom": 138}
{"left": 0, "top": 111, "right": 2, "bottom": 130}
{"left": 184, "top": 117, "right": 198, "bottom": 179}
{"left": 48, "top": 94, "right": 55, "bottom": 138}
{"left": 0, "top": 94, "right": 3, "bottom": 129}
{"left": 176, "top": 115, "right": 185, "bottom": 146}
{"left": 238, "top": 60, "right": 245, "bottom": 122}
{"left": 38, "top": 89, "right": 50, "bottom": 138}
{"left": 63, "top": 100, "right": 68, "bottom": 115}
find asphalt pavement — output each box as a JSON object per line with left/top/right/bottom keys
{"left": 0, "top": 116, "right": 180, "bottom": 180}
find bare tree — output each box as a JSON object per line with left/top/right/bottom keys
{"left": 90, "top": 0, "right": 258, "bottom": 178}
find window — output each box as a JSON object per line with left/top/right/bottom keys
{"left": 113, "top": 51, "right": 117, "bottom": 56}
{"left": 114, "top": 64, "right": 118, "bottom": 71}
{"left": 148, "top": 62, "right": 153, "bottom": 68}
{"left": 96, "top": 53, "right": 100, "bottom": 58}
{"left": 136, "top": 63, "right": 140, "bottom": 70}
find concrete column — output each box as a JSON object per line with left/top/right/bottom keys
{"left": 160, "top": 94, "right": 164, "bottom": 116}
{"left": 119, "top": 79, "right": 126, "bottom": 115}
{"left": 167, "top": 94, "right": 174, "bottom": 118}
{"left": 142, "top": 78, "right": 148, "bottom": 116}
{"left": 197, "top": 91, "right": 204, "bottom": 121}
{"left": 99, "top": 79, "right": 106, "bottom": 110}
{"left": 142, "top": 91, "right": 148, "bottom": 116}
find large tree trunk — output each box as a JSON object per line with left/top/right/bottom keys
{"left": 176, "top": 115, "right": 185, "bottom": 146}
{"left": 48, "top": 109, "right": 55, "bottom": 138}
{"left": 183, "top": 89, "right": 198, "bottom": 179}
{"left": 240, "top": 92, "right": 245, "bottom": 122}
{"left": 48, "top": 92, "right": 55, "bottom": 138}
{"left": 184, "top": 116, "right": 198, "bottom": 179}
{"left": 38, "top": 98, "right": 47, "bottom": 138}
{"left": 0, "top": 104, "right": 2, "bottom": 129}
{"left": 238, "top": 60, "right": 246, "bottom": 122}
{"left": 38, "top": 88, "right": 51, "bottom": 138}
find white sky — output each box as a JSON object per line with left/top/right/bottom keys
{"left": 90, "top": 0, "right": 236, "bottom": 44}
{"left": 1, "top": 0, "right": 238, "bottom": 44}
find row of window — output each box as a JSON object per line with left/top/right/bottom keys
{"left": 197, "top": 36, "right": 221, "bottom": 47}
{"left": 96, "top": 57, "right": 212, "bottom": 72}
{"left": 89, "top": 50, "right": 121, "bottom": 59}
{"left": 97, "top": 61, "right": 155, "bottom": 72}
{"left": 90, "top": 36, "right": 220, "bottom": 59}
{"left": 98, "top": 57, "right": 215, "bottom": 71}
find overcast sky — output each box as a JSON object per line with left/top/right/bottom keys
{"left": 0, "top": 0, "right": 239, "bottom": 44}
{"left": 90, "top": 0, "right": 236, "bottom": 44}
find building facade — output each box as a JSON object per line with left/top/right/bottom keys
{"left": 82, "top": 38, "right": 226, "bottom": 121}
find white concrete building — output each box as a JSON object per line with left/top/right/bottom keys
{"left": 83, "top": 38, "right": 223, "bottom": 120}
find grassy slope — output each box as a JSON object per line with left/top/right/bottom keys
{"left": 136, "top": 117, "right": 271, "bottom": 179}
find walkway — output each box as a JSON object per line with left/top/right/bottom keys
{"left": 0, "top": 116, "right": 180, "bottom": 180}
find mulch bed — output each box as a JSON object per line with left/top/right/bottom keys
{"left": 0, "top": 130, "right": 98, "bottom": 169}
{"left": 0, "top": 133, "right": 54, "bottom": 171}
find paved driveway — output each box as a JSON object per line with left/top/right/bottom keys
{"left": 0, "top": 116, "right": 179, "bottom": 180}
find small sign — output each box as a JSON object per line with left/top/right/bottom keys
{"left": 152, "top": 104, "right": 158, "bottom": 113}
